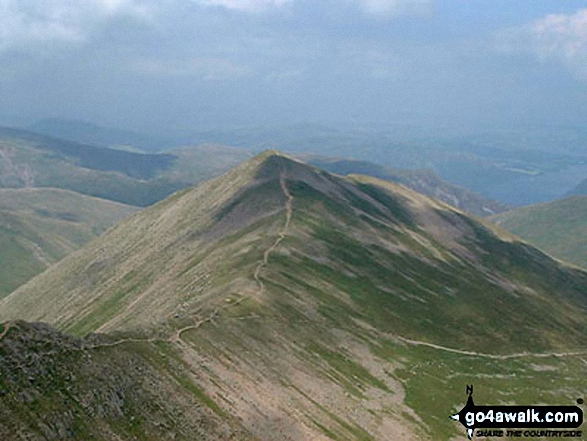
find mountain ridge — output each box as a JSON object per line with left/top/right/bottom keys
{"left": 3, "top": 151, "right": 585, "bottom": 349}
{"left": 2, "top": 152, "right": 587, "bottom": 440}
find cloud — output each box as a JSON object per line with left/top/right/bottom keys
{"left": 192, "top": 0, "right": 433, "bottom": 16}
{"left": 495, "top": 8, "right": 587, "bottom": 79}
{"left": 354, "top": 0, "right": 433, "bottom": 18}
{"left": 0, "top": 0, "right": 153, "bottom": 51}
{"left": 194, "top": 0, "right": 291, "bottom": 12}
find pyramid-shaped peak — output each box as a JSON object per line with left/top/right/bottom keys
{"left": 251, "top": 150, "right": 316, "bottom": 180}
{"left": 253, "top": 149, "right": 300, "bottom": 166}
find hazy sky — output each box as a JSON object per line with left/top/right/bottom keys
{"left": 1, "top": 0, "right": 587, "bottom": 133}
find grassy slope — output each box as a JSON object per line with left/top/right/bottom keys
{"left": 490, "top": 196, "right": 587, "bottom": 269}
{"left": 2, "top": 153, "right": 587, "bottom": 440}
{"left": 0, "top": 188, "right": 138, "bottom": 298}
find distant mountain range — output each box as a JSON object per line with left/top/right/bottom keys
{"left": 29, "top": 118, "right": 172, "bottom": 152}
{"left": 490, "top": 195, "right": 587, "bottom": 269}
{"left": 304, "top": 156, "right": 508, "bottom": 217}
{"left": 176, "top": 123, "right": 587, "bottom": 206}
{"left": 0, "top": 126, "right": 251, "bottom": 206}
{"left": 2, "top": 153, "right": 586, "bottom": 440}
{"left": 0, "top": 188, "right": 137, "bottom": 298}
{"left": 0, "top": 126, "right": 504, "bottom": 216}
{"left": 25, "top": 119, "right": 587, "bottom": 206}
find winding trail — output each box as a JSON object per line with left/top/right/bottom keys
{"left": 253, "top": 172, "right": 294, "bottom": 297}
{"left": 172, "top": 170, "right": 293, "bottom": 344}
{"left": 75, "top": 172, "right": 587, "bottom": 360}
{"left": 86, "top": 170, "right": 295, "bottom": 348}
{"left": 395, "top": 335, "right": 587, "bottom": 359}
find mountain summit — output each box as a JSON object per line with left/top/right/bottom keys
{"left": 3, "top": 151, "right": 585, "bottom": 350}
{"left": 2, "top": 151, "right": 587, "bottom": 440}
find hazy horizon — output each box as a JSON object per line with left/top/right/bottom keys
{"left": 1, "top": 1, "right": 587, "bottom": 136}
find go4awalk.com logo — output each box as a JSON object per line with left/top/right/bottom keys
{"left": 450, "top": 386, "right": 583, "bottom": 439}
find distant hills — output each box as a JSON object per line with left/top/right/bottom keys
{"left": 0, "top": 126, "right": 505, "bottom": 217}
{"left": 29, "top": 118, "right": 171, "bottom": 152}
{"left": 2, "top": 153, "right": 586, "bottom": 440}
{"left": 0, "top": 188, "right": 137, "bottom": 298}
{"left": 490, "top": 195, "right": 587, "bottom": 269}
{"left": 304, "top": 156, "right": 508, "bottom": 217}
{"left": 0, "top": 127, "right": 251, "bottom": 206}
{"left": 179, "top": 123, "right": 587, "bottom": 206}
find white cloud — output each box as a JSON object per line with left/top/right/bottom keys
{"left": 355, "top": 0, "right": 433, "bottom": 17}
{"left": 193, "top": 0, "right": 291, "bottom": 12}
{"left": 496, "top": 8, "right": 587, "bottom": 79}
{"left": 0, "top": 0, "right": 153, "bottom": 51}
{"left": 192, "top": 0, "right": 433, "bottom": 16}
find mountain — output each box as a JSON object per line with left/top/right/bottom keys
{"left": 0, "top": 127, "right": 251, "bottom": 206}
{"left": 490, "top": 195, "right": 587, "bottom": 269}
{"left": 1, "top": 125, "right": 508, "bottom": 218}
{"left": 303, "top": 156, "right": 508, "bottom": 217}
{"left": 2, "top": 152, "right": 586, "bottom": 440}
{"left": 0, "top": 188, "right": 138, "bottom": 298}
{"left": 29, "top": 118, "right": 171, "bottom": 152}
{"left": 182, "top": 123, "right": 587, "bottom": 206}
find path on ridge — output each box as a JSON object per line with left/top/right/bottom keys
{"left": 252, "top": 172, "right": 294, "bottom": 297}
{"left": 171, "top": 170, "right": 294, "bottom": 343}
{"left": 84, "top": 172, "right": 587, "bottom": 359}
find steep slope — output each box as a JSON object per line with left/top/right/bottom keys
{"left": 303, "top": 156, "right": 509, "bottom": 216}
{"left": 490, "top": 195, "right": 587, "bottom": 269}
{"left": 0, "top": 321, "right": 252, "bottom": 440}
{"left": 0, "top": 188, "right": 138, "bottom": 298}
{"left": 2, "top": 152, "right": 587, "bottom": 440}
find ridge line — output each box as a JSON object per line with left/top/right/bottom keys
{"left": 171, "top": 169, "right": 294, "bottom": 343}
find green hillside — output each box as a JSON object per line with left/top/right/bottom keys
{"left": 0, "top": 188, "right": 138, "bottom": 298}
{"left": 490, "top": 195, "right": 587, "bottom": 269}
{"left": 2, "top": 153, "right": 586, "bottom": 440}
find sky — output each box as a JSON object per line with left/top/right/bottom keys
{"left": 1, "top": 0, "right": 587, "bottom": 134}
